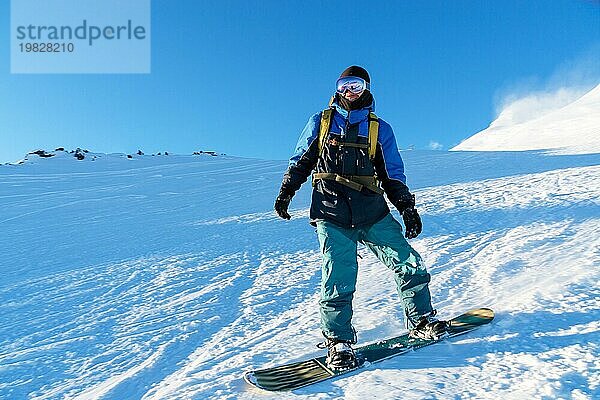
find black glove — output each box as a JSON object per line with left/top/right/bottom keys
{"left": 402, "top": 207, "right": 422, "bottom": 239}
{"left": 274, "top": 190, "right": 293, "bottom": 220}
{"left": 393, "top": 192, "right": 416, "bottom": 215}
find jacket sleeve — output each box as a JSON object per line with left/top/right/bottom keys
{"left": 280, "top": 112, "right": 321, "bottom": 196}
{"left": 373, "top": 119, "right": 415, "bottom": 211}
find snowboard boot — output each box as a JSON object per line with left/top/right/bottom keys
{"left": 324, "top": 339, "right": 357, "bottom": 371}
{"left": 409, "top": 310, "right": 449, "bottom": 341}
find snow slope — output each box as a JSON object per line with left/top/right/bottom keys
{"left": 452, "top": 84, "right": 600, "bottom": 154}
{"left": 1, "top": 150, "right": 599, "bottom": 399}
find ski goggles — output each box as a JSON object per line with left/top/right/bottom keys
{"left": 336, "top": 76, "right": 370, "bottom": 95}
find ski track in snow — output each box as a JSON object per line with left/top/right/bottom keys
{"left": 0, "top": 152, "right": 599, "bottom": 399}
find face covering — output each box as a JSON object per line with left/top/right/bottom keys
{"left": 336, "top": 90, "right": 374, "bottom": 111}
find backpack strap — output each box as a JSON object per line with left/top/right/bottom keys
{"left": 313, "top": 173, "right": 384, "bottom": 194}
{"left": 312, "top": 108, "right": 384, "bottom": 195}
{"left": 368, "top": 112, "right": 379, "bottom": 161}
{"left": 319, "top": 109, "right": 379, "bottom": 160}
{"left": 318, "top": 108, "right": 334, "bottom": 157}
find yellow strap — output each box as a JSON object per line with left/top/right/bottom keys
{"left": 318, "top": 108, "right": 333, "bottom": 156}
{"left": 368, "top": 112, "right": 379, "bottom": 161}
{"left": 319, "top": 109, "right": 378, "bottom": 160}
{"left": 312, "top": 110, "right": 383, "bottom": 195}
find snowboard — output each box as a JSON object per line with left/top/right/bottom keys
{"left": 243, "top": 307, "right": 494, "bottom": 392}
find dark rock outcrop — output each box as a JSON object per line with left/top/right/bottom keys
{"left": 74, "top": 148, "right": 86, "bottom": 160}
{"left": 29, "top": 150, "right": 55, "bottom": 158}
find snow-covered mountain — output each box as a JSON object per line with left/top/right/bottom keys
{"left": 452, "top": 84, "right": 600, "bottom": 154}
{"left": 1, "top": 149, "right": 599, "bottom": 399}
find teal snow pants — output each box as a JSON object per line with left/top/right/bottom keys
{"left": 316, "top": 213, "right": 433, "bottom": 341}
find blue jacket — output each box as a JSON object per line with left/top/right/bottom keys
{"left": 281, "top": 99, "right": 414, "bottom": 228}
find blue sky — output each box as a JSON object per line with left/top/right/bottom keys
{"left": 0, "top": 0, "right": 599, "bottom": 163}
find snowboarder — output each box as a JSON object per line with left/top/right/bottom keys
{"left": 275, "top": 66, "right": 447, "bottom": 371}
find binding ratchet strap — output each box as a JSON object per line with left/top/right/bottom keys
{"left": 313, "top": 173, "right": 384, "bottom": 194}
